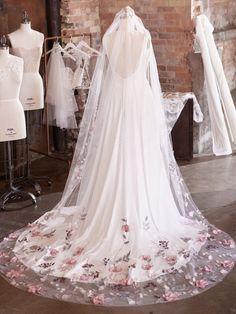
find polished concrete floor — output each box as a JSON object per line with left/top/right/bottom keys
{"left": 0, "top": 155, "right": 236, "bottom": 314}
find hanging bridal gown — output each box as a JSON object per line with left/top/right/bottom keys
{"left": 46, "top": 43, "right": 78, "bottom": 129}
{"left": 195, "top": 14, "right": 236, "bottom": 156}
{"left": 0, "top": 8, "right": 235, "bottom": 306}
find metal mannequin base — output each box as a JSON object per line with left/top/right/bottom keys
{"left": 0, "top": 141, "right": 37, "bottom": 211}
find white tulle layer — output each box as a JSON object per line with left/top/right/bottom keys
{"left": 12, "top": 76, "right": 208, "bottom": 283}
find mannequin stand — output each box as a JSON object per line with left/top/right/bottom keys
{"left": 15, "top": 111, "right": 52, "bottom": 196}
{"left": 0, "top": 141, "right": 36, "bottom": 210}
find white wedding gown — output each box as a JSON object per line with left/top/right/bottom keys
{"left": 0, "top": 8, "right": 235, "bottom": 306}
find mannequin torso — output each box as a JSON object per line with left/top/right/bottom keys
{"left": 8, "top": 23, "right": 44, "bottom": 111}
{"left": 0, "top": 48, "right": 26, "bottom": 141}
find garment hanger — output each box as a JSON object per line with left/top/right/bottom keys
{"left": 63, "top": 35, "right": 76, "bottom": 51}
{"left": 45, "top": 41, "right": 76, "bottom": 61}
{"left": 64, "top": 37, "right": 90, "bottom": 59}
{"left": 77, "top": 39, "right": 99, "bottom": 56}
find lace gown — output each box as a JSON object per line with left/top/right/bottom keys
{"left": 0, "top": 14, "right": 235, "bottom": 306}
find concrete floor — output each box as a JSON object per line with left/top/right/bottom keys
{"left": 0, "top": 155, "right": 236, "bottom": 314}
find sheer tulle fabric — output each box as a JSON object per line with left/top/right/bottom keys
{"left": 0, "top": 8, "right": 235, "bottom": 306}
{"left": 46, "top": 43, "right": 78, "bottom": 129}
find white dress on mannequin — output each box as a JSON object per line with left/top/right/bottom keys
{"left": 0, "top": 8, "right": 235, "bottom": 306}
{"left": 0, "top": 48, "right": 26, "bottom": 141}
{"left": 8, "top": 23, "right": 44, "bottom": 111}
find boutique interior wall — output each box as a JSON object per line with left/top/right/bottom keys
{"left": 61, "top": 0, "right": 193, "bottom": 92}
{"left": 60, "top": 0, "right": 236, "bottom": 156}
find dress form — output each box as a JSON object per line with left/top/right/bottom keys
{"left": 0, "top": 46, "right": 26, "bottom": 141}
{"left": 8, "top": 17, "right": 51, "bottom": 195}
{"left": 8, "top": 21, "right": 44, "bottom": 111}
{"left": 0, "top": 37, "right": 36, "bottom": 210}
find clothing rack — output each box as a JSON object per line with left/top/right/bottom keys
{"left": 31, "top": 33, "right": 92, "bottom": 163}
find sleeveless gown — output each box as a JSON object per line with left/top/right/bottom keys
{"left": 0, "top": 28, "right": 235, "bottom": 306}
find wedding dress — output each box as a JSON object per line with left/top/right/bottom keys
{"left": 0, "top": 7, "right": 235, "bottom": 306}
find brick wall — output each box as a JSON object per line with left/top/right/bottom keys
{"left": 60, "top": 0, "right": 101, "bottom": 48}
{"left": 60, "top": 0, "right": 236, "bottom": 92}
{"left": 99, "top": 0, "right": 194, "bottom": 92}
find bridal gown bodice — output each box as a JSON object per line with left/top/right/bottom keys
{"left": 0, "top": 57, "right": 26, "bottom": 141}
{"left": 0, "top": 14, "right": 235, "bottom": 306}
{"left": 12, "top": 47, "right": 44, "bottom": 110}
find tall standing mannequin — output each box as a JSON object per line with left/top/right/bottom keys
{"left": 0, "top": 35, "right": 36, "bottom": 210}
{"left": 7, "top": 12, "right": 51, "bottom": 195}
{"left": 8, "top": 11, "right": 44, "bottom": 110}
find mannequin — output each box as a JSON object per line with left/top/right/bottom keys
{"left": 8, "top": 12, "right": 44, "bottom": 111}
{"left": 0, "top": 35, "right": 36, "bottom": 210}
{"left": 0, "top": 36, "right": 26, "bottom": 141}
{"left": 7, "top": 13, "right": 51, "bottom": 196}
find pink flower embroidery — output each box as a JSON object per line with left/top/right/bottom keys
{"left": 162, "top": 291, "right": 179, "bottom": 301}
{"left": 31, "top": 230, "right": 41, "bottom": 237}
{"left": 10, "top": 256, "right": 18, "bottom": 263}
{"left": 166, "top": 255, "right": 177, "bottom": 265}
{"left": 118, "top": 278, "right": 133, "bottom": 286}
{"left": 121, "top": 224, "right": 129, "bottom": 232}
{"left": 195, "top": 279, "right": 208, "bottom": 289}
{"left": 6, "top": 270, "right": 24, "bottom": 279}
{"left": 50, "top": 248, "right": 59, "bottom": 256}
{"left": 203, "top": 264, "right": 213, "bottom": 272}
{"left": 65, "top": 258, "right": 77, "bottom": 266}
{"left": 8, "top": 233, "right": 18, "bottom": 240}
{"left": 73, "top": 247, "right": 84, "bottom": 256}
{"left": 212, "top": 229, "right": 222, "bottom": 235}
{"left": 109, "top": 265, "right": 123, "bottom": 272}
{"left": 142, "top": 263, "right": 152, "bottom": 270}
{"left": 91, "top": 294, "right": 104, "bottom": 305}
{"left": 197, "top": 235, "right": 206, "bottom": 242}
{"left": 27, "top": 223, "right": 36, "bottom": 228}
{"left": 0, "top": 251, "right": 9, "bottom": 258}
{"left": 79, "top": 274, "right": 90, "bottom": 281}
{"left": 27, "top": 284, "right": 42, "bottom": 294}
{"left": 222, "top": 239, "right": 234, "bottom": 247}
{"left": 142, "top": 255, "right": 151, "bottom": 262}
{"left": 221, "top": 260, "right": 234, "bottom": 269}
